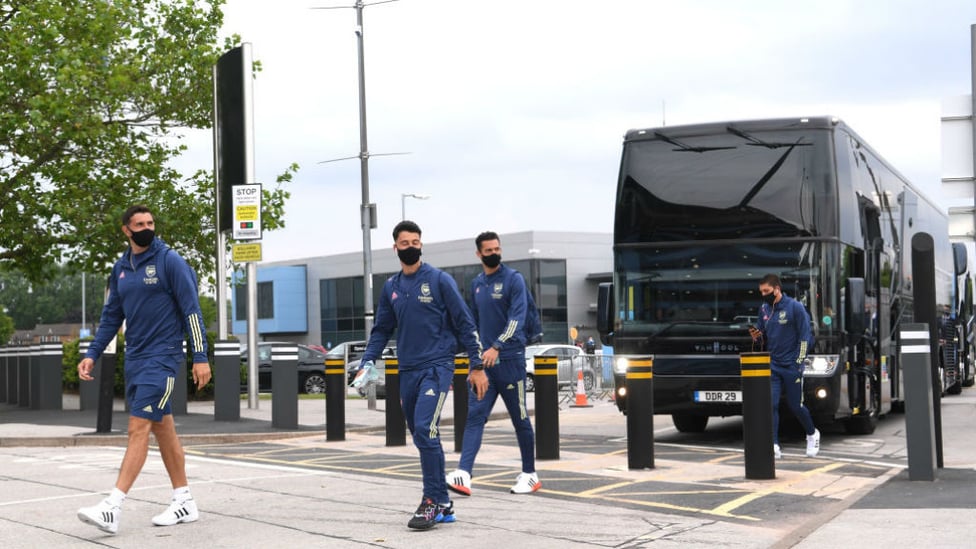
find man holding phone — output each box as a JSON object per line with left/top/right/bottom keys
{"left": 749, "top": 274, "right": 820, "bottom": 459}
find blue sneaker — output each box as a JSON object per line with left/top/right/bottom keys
{"left": 436, "top": 501, "right": 455, "bottom": 524}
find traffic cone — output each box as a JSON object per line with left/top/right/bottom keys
{"left": 570, "top": 367, "right": 592, "bottom": 408}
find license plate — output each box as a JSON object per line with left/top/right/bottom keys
{"left": 694, "top": 391, "right": 742, "bottom": 403}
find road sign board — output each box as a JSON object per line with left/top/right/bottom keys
{"left": 232, "top": 184, "right": 262, "bottom": 240}
{"left": 232, "top": 242, "right": 262, "bottom": 263}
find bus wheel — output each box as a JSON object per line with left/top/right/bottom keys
{"left": 844, "top": 414, "right": 877, "bottom": 435}
{"left": 671, "top": 413, "right": 708, "bottom": 433}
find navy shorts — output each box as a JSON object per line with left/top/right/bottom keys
{"left": 125, "top": 356, "right": 180, "bottom": 421}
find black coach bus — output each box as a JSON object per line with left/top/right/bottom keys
{"left": 597, "top": 116, "right": 974, "bottom": 434}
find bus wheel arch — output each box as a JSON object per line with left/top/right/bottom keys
{"left": 671, "top": 413, "right": 709, "bottom": 433}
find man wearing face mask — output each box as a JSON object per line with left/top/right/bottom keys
{"left": 447, "top": 231, "right": 541, "bottom": 498}
{"left": 358, "top": 220, "right": 484, "bottom": 530}
{"left": 76, "top": 204, "right": 211, "bottom": 534}
{"left": 749, "top": 274, "right": 820, "bottom": 459}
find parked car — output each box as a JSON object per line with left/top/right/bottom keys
{"left": 325, "top": 340, "right": 368, "bottom": 384}
{"left": 240, "top": 342, "right": 328, "bottom": 394}
{"left": 347, "top": 342, "right": 397, "bottom": 398}
{"left": 524, "top": 344, "right": 591, "bottom": 392}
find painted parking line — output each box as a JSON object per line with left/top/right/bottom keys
{"left": 182, "top": 430, "right": 898, "bottom": 527}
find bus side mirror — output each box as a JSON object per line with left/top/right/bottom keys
{"left": 597, "top": 282, "right": 614, "bottom": 346}
{"left": 953, "top": 242, "right": 967, "bottom": 276}
{"left": 845, "top": 277, "right": 866, "bottom": 345}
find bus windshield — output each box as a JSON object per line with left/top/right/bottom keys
{"left": 615, "top": 241, "right": 826, "bottom": 336}
{"left": 616, "top": 127, "right": 836, "bottom": 243}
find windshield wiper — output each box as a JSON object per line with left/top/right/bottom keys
{"left": 654, "top": 131, "right": 736, "bottom": 153}
{"left": 737, "top": 141, "right": 803, "bottom": 207}
{"left": 726, "top": 125, "right": 812, "bottom": 149}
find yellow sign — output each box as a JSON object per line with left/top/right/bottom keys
{"left": 232, "top": 243, "right": 262, "bottom": 263}
{"left": 236, "top": 204, "right": 259, "bottom": 220}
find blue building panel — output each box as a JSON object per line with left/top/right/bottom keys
{"left": 232, "top": 265, "right": 308, "bottom": 335}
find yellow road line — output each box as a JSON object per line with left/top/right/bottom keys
{"left": 709, "top": 462, "right": 846, "bottom": 516}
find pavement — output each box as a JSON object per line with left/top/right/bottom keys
{"left": 0, "top": 386, "right": 974, "bottom": 548}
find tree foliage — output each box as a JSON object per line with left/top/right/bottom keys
{"left": 0, "top": 0, "right": 292, "bottom": 288}
{"left": 0, "top": 267, "right": 105, "bottom": 329}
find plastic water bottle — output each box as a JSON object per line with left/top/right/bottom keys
{"left": 351, "top": 360, "right": 378, "bottom": 389}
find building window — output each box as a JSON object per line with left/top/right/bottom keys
{"left": 235, "top": 281, "right": 275, "bottom": 320}
{"left": 320, "top": 277, "right": 365, "bottom": 347}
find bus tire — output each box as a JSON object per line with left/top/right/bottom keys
{"left": 844, "top": 414, "right": 877, "bottom": 435}
{"left": 671, "top": 413, "right": 708, "bottom": 433}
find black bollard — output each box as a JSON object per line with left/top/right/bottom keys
{"left": 384, "top": 358, "right": 406, "bottom": 447}
{"left": 534, "top": 355, "right": 560, "bottom": 460}
{"left": 96, "top": 352, "right": 116, "bottom": 433}
{"left": 325, "top": 358, "right": 346, "bottom": 441}
{"left": 6, "top": 347, "right": 20, "bottom": 405}
{"left": 626, "top": 356, "right": 655, "bottom": 469}
{"left": 18, "top": 345, "right": 30, "bottom": 408}
{"left": 36, "top": 343, "right": 63, "bottom": 410}
{"left": 170, "top": 342, "right": 188, "bottom": 416}
{"left": 911, "top": 232, "right": 943, "bottom": 468}
{"left": 741, "top": 352, "right": 775, "bottom": 479}
{"left": 453, "top": 357, "right": 469, "bottom": 453}
{"left": 0, "top": 347, "right": 8, "bottom": 404}
{"left": 213, "top": 340, "right": 241, "bottom": 421}
{"left": 271, "top": 343, "right": 298, "bottom": 429}
{"left": 900, "top": 324, "right": 937, "bottom": 481}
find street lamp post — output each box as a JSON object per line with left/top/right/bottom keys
{"left": 401, "top": 193, "right": 430, "bottom": 220}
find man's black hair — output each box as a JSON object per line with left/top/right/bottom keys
{"left": 122, "top": 204, "right": 153, "bottom": 226}
{"left": 393, "top": 220, "right": 422, "bottom": 240}
{"left": 475, "top": 231, "right": 500, "bottom": 251}
{"left": 760, "top": 273, "right": 782, "bottom": 289}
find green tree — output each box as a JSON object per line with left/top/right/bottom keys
{"left": 0, "top": 311, "right": 14, "bottom": 344}
{"left": 0, "top": 266, "right": 105, "bottom": 329}
{"left": 0, "top": 1, "right": 293, "bottom": 287}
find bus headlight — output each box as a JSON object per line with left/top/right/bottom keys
{"left": 614, "top": 357, "right": 629, "bottom": 375}
{"left": 804, "top": 355, "right": 839, "bottom": 377}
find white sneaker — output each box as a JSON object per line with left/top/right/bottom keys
{"left": 773, "top": 444, "right": 782, "bottom": 459}
{"left": 77, "top": 499, "right": 120, "bottom": 534}
{"left": 510, "top": 472, "right": 541, "bottom": 494}
{"left": 152, "top": 498, "right": 199, "bottom": 526}
{"left": 806, "top": 429, "right": 821, "bottom": 457}
{"left": 446, "top": 469, "right": 472, "bottom": 496}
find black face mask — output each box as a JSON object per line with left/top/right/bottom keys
{"left": 481, "top": 253, "right": 501, "bottom": 268}
{"left": 397, "top": 246, "right": 422, "bottom": 266}
{"left": 761, "top": 293, "right": 776, "bottom": 306}
{"left": 130, "top": 228, "right": 155, "bottom": 247}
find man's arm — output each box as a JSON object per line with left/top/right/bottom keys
{"left": 795, "top": 302, "right": 813, "bottom": 364}
{"left": 441, "top": 272, "right": 483, "bottom": 365}
{"left": 169, "top": 253, "right": 208, "bottom": 364}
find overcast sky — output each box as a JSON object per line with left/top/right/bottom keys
{"left": 174, "top": 0, "right": 976, "bottom": 263}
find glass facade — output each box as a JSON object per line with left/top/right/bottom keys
{"left": 235, "top": 281, "right": 275, "bottom": 321}
{"left": 318, "top": 259, "right": 569, "bottom": 347}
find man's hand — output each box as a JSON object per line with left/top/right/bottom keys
{"left": 480, "top": 347, "right": 499, "bottom": 368}
{"left": 468, "top": 368, "right": 488, "bottom": 400}
{"left": 77, "top": 357, "right": 95, "bottom": 381}
{"left": 191, "top": 362, "right": 212, "bottom": 391}
{"left": 748, "top": 326, "right": 762, "bottom": 341}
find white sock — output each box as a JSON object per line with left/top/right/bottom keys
{"left": 106, "top": 488, "right": 126, "bottom": 507}
{"left": 173, "top": 486, "right": 191, "bottom": 503}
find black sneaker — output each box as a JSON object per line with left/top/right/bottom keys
{"left": 407, "top": 497, "right": 452, "bottom": 530}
